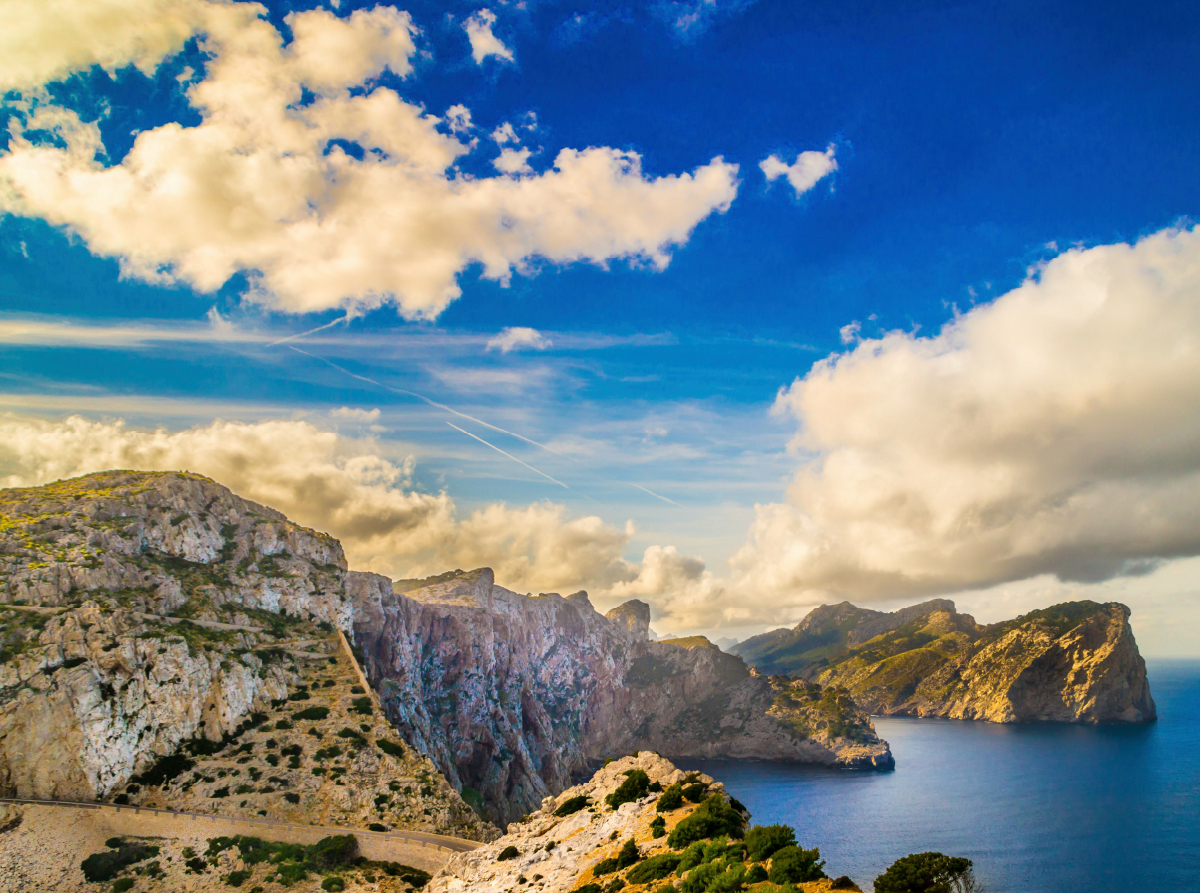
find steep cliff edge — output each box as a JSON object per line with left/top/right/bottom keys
{"left": 350, "top": 570, "right": 893, "bottom": 826}
{"left": 734, "top": 600, "right": 1155, "bottom": 723}
{"left": 0, "top": 471, "right": 494, "bottom": 840}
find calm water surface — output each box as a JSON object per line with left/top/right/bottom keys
{"left": 679, "top": 659, "right": 1200, "bottom": 893}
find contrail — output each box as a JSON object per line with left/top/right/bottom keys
{"left": 288, "top": 346, "right": 562, "bottom": 455}
{"left": 268, "top": 314, "right": 349, "bottom": 347}
{"left": 630, "top": 483, "right": 682, "bottom": 507}
{"left": 445, "top": 423, "right": 569, "bottom": 489}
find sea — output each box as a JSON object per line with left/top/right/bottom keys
{"left": 678, "top": 659, "right": 1200, "bottom": 893}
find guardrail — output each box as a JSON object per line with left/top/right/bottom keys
{"left": 0, "top": 798, "right": 480, "bottom": 853}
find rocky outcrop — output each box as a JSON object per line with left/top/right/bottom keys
{"left": 735, "top": 600, "right": 1156, "bottom": 724}
{"left": 350, "top": 570, "right": 893, "bottom": 826}
{"left": 605, "top": 599, "right": 651, "bottom": 641}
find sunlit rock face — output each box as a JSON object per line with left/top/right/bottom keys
{"left": 735, "top": 599, "right": 1157, "bottom": 724}
{"left": 351, "top": 570, "right": 893, "bottom": 827}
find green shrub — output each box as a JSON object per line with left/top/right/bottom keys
{"left": 667, "top": 795, "right": 745, "bottom": 848}
{"left": 336, "top": 728, "right": 367, "bottom": 747}
{"left": 626, "top": 853, "right": 681, "bottom": 885}
{"left": 681, "top": 861, "right": 722, "bottom": 893}
{"left": 594, "top": 857, "right": 620, "bottom": 876}
{"left": 575, "top": 886, "right": 602, "bottom": 893}
{"left": 225, "top": 869, "right": 251, "bottom": 887}
{"left": 650, "top": 815, "right": 666, "bottom": 838}
{"left": 377, "top": 739, "right": 405, "bottom": 757}
{"left": 745, "top": 863, "right": 768, "bottom": 883}
{"left": 351, "top": 697, "right": 373, "bottom": 715}
{"left": 604, "top": 879, "right": 625, "bottom": 893}
{"left": 605, "top": 769, "right": 651, "bottom": 809}
{"left": 351, "top": 685, "right": 365, "bottom": 694}
{"left": 311, "top": 835, "right": 358, "bottom": 868}
{"left": 744, "top": 825, "right": 796, "bottom": 862}
{"left": 321, "top": 878, "right": 346, "bottom": 892}
{"left": 212, "top": 786, "right": 230, "bottom": 798}
{"left": 656, "top": 784, "right": 684, "bottom": 812}
{"left": 105, "top": 838, "right": 123, "bottom": 849}
{"left": 292, "top": 706, "right": 330, "bottom": 721}
{"left": 676, "top": 841, "right": 708, "bottom": 875}
{"left": 368, "top": 823, "right": 387, "bottom": 832}
{"left": 284, "top": 792, "right": 300, "bottom": 804}
{"left": 497, "top": 846, "right": 520, "bottom": 862}
{"left": 682, "top": 783, "right": 707, "bottom": 803}
{"left": 767, "top": 846, "right": 825, "bottom": 885}
{"left": 81, "top": 839, "right": 162, "bottom": 882}
{"left": 288, "top": 690, "right": 310, "bottom": 701}
{"left": 830, "top": 877, "right": 857, "bottom": 889}
{"left": 708, "top": 864, "right": 747, "bottom": 893}
{"left": 185, "top": 857, "right": 208, "bottom": 873}
{"left": 873, "top": 852, "right": 973, "bottom": 893}
{"left": 554, "top": 795, "right": 589, "bottom": 817}
{"left": 111, "top": 879, "right": 135, "bottom": 893}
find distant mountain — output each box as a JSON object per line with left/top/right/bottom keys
{"left": 714, "top": 636, "right": 739, "bottom": 651}
{"left": 732, "top": 599, "right": 1156, "bottom": 724}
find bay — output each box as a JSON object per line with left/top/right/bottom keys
{"left": 679, "top": 658, "right": 1200, "bottom": 893}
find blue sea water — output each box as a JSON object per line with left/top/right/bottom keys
{"left": 679, "top": 659, "right": 1200, "bottom": 893}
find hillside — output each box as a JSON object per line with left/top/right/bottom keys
{"left": 0, "top": 470, "right": 890, "bottom": 835}
{"left": 733, "top": 600, "right": 1156, "bottom": 723}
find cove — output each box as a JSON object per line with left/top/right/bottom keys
{"left": 679, "top": 658, "right": 1200, "bottom": 892}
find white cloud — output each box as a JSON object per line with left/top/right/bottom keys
{"left": 760, "top": 144, "right": 837, "bottom": 197}
{"left": 0, "top": 414, "right": 658, "bottom": 592}
{"left": 838, "top": 320, "right": 860, "bottom": 344}
{"left": 463, "top": 8, "right": 514, "bottom": 65}
{"left": 331, "top": 406, "right": 381, "bottom": 422}
{"left": 0, "top": 0, "right": 739, "bottom": 320}
{"left": 486, "top": 326, "right": 553, "bottom": 353}
{"left": 725, "top": 225, "right": 1200, "bottom": 609}
{"left": 444, "top": 104, "right": 473, "bottom": 134}
{"left": 493, "top": 147, "right": 533, "bottom": 176}
{"left": 492, "top": 122, "right": 519, "bottom": 145}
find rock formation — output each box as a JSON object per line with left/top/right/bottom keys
{"left": 350, "top": 570, "right": 893, "bottom": 826}
{"left": 734, "top": 599, "right": 1156, "bottom": 723}
{"left": 0, "top": 471, "right": 890, "bottom": 830}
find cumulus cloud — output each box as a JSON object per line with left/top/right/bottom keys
{"left": 494, "top": 147, "right": 533, "bottom": 175}
{"left": 463, "top": 8, "right": 514, "bottom": 64}
{"left": 725, "top": 225, "right": 1200, "bottom": 608}
{"left": 330, "top": 406, "right": 380, "bottom": 422}
{"left": 0, "top": 414, "right": 658, "bottom": 591}
{"left": 0, "top": 0, "right": 739, "bottom": 319}
{"left": 486, "top": 326, "right": 553, "bottom": 353}
{"left": 760, "top": 144, "right": 837, "bottom": 197}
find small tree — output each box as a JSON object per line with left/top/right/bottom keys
{"left": 873, "top": 852, "right": 974, "bottom": 893}
{"left": 744, "top": 824, "right": 797, "bottom": 862}
{"left": 767, "top": 846, "right": 825, "bottom": 884}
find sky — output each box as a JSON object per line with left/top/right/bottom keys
{"left": 1, "top": 0, "right": 1199, "bottom": 655}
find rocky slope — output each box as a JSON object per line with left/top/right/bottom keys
{"left": 0, "top": 471, "right": 491, "bottom": 839}
{"left": 431, "top": 752, "right": 860, "bottom": 893}
{"left": 734, "top": 599, "right": 1156, "bottom": 723}
{"left": 350, "top": 570, "right": 892, "bottom": 826}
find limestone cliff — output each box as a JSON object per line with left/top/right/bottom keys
{"left": 735, "top": 599, "right": 1156, "bottom": 723}
{"left": 350, "top": 570, "right": 893, "bottom": 826}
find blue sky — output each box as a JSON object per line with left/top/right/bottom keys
{"left": 2, "top": 0, "right": 1200, "bottom": 653}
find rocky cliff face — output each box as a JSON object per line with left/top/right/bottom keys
{"left": 350, "top": 570, "right": 893, "bottom": 827}
{"left": 736, "top": 599, "right": 1156, "bottom": 724}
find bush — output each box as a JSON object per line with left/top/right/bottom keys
{"left": 554, "top": 795, "right": 589, "bottom": 817}
{"left": 616, "top": 839, "right": 640, "bottom": 869}
{"left": 667, "top": 795, "right": 746, "bottom": 848}
{"left": 594, "top": 857, "right": 620, "bottom": 876}
{"left": 682, "top": 783, "right": 707, "bottom": 803}
{"left": 744, "top": 825, "right": 796, "bottom": 862}
{"left": 830, "top": 877, "right": 858, "bottom": 889}
{"left": 185, "top": 857, "right": 208, "bottom": 873}
{"left": 351, "top": 685, "right": 365, "bottom": 694}
{"left": 626, "top": 853, "right": 682, "bottom": 885}
{"left": 377, "top": 739, "right": 405, "bottom": 757}
{"left": 292, "top": 706, "right": 330, "bottom": 721}
{"left": 576, "top": 886, "right": 601, "bottom": 893}
{"left": 288, "top": 690, "right": 311, "bottom": 701}
{"left": 767, "top": 846, "right": 825, "bottom": 885}
{"left": 351, "top": 697, "right": 373, "bottom": 716}
{"left": 368, "top": 823, "right": 387, "bottom": 832}
{"left": 497, "top": 846, "right": 520, "bottom": 862}
{"left": 745, "top": 863, "right": 768, "bottom": 883}
{"left": 321, "top": 878, "right": 346, "bottom": 892}
{"left": 132, "top": 753, "right": 195, "bottom": 788}
{"left": 284, "top": 792, "right": 300, "bottom": 804}
{"left": 873, "top": 852, "right": 973, "bottom": 893}
{"left": 657, "top": 784, "right": 684, "bottom": 812}
{"left": 311, "top": 835, "right": 358, "bottom": 868}
{"left": 606, "top": 770, "right": 651, "bottom": 809}
{"left": 111, "top": 880, "right": 135, "bottom": 893}
{"left": 681, "top": 861, "right": 722, "bottom": 893}
{"left": 708, "top": 864, "right": 747, "bottom": 893}
{"left": 225, "top": 869, "right": 251, "bottom": 886}
{"left": 650, "top": 815, "right": 666, "bottom": 838}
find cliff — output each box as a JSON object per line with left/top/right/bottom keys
{"left": 0, "top": 471, "right": 493, "bottom": 840}
{"left": 431, "top": 752, "right": 861, "bottom": 893}
{"left": 0, "top": 471, "right": 889, "bottom": 832}
{"left": 351, "top": 570, "right": 893, "bottom": 826}
{"left": 734, "top": 600, "right": 1156, "bottom": 724}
